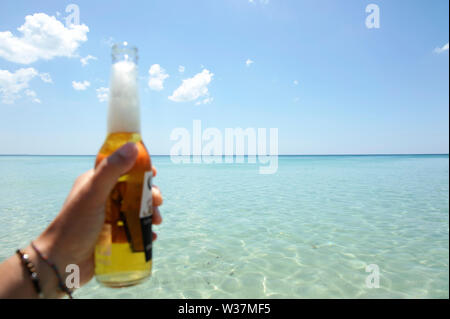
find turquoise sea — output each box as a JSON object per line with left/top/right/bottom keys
{"left": 0, "top": 155, "right": 448, "bottom": 298}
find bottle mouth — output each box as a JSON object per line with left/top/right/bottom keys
{"left": 112, "top": 41, "right": 138, "bottom": 64}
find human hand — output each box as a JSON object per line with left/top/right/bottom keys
{"left": 32, "top": 142, "right": 163, "bottom": 297}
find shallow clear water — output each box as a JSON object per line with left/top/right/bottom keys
{"left": 0, "top": 155, "right": 448, "bottom": 298}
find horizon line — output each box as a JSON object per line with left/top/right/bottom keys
{"left": 0, "top": 153, "right": 448, "bottom": 157}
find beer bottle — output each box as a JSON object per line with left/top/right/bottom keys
{"left": 94, "top": 42, "right": 153, "bottom": 287}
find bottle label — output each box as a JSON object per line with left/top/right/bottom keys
{"left": 139, "top": 171, "right": 153, "bottom": 261}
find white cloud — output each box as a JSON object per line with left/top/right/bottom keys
{"left": 24, "top": 89, "right": 40, "bottom": 104}
{"left": 249, "top": 0, "right": 269, "bottom": 5}
{"left": 0, "top": 13, "right": 89, "bottom": 64}
{"left": 72, "top": 80, "right": 90, "bottom": 91}
{"left": 96, "top": 87, "right": 109, "bottom": 102}
{"left": 80, "top": 55, "right": 97, "bottom": 66}
{"left": 293, "top": 80, "right": 299, "bottom": 85}
{"left": 148, "top": 64, "right": 169, "bottom": 91}
{"left": 178, "top": 65, "right": 185, "bottom": 73}
{"left": 39, "top": 73, "right": 52, "bottom": 83}
{"left": 246, "top": 59, "right": 254, "bottom": 67}
{"left": 434, "top": 42, "right": 449, "bottom": 54}
{"left": 195, "top": 97, "right": 214, "bottom": 105}
{"left": 0, "top": 68, "right": 49, "bottom": 104}
{"left": 169, "top": 69, "right": 214, "bottom": 103}
{"left": 102, "top": 36, "right": 115, "bottom": 47}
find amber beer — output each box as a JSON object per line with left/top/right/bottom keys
{"left": 94, "top": 43, "right": 153, "bottom": 287}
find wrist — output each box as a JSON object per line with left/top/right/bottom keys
{"left": 22, "top": 244, "right": 63, "bottom": 299}
{"left": 28, "top": 235, "right": 68, "bottom": 299}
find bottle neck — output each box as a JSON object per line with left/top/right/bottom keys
{"left": 107, "top": 60, "right": 141, "bottom": 134}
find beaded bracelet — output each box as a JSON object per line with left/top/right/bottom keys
{"left": 16, "top": 249, "right": 44, "bottom": 298}
{"left": 31, "top": 242, "right": 74, "bottom": 299}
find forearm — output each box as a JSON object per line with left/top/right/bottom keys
{"left": 0, "top": 244, "right": 64, "bottom": 299}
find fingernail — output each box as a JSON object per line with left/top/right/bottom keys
{"left": 118, "top": 143, "right": 137, "bottom": 159}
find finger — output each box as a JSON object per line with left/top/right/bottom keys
{"left": 152, "top": 206, "right": 162, "bottom": 225}
{"left": 75, "top": 169, "right": 95, "bottom": 186}
{"left": 152, "top": 232, "right": 157, "bottom": 241}
{"left": 152, "top": 185, "right": 163, "bottom": 206}
{"left": 152, "top": 166, "right": 157, "bottom": 177}
{"left": 64, "top": 169, "right": 94, "bottom": 205}
{"left": 90, "top": 143, "right": 138, "bottom": 203}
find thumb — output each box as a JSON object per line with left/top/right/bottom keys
{"left": 91, "top": 142, "right": 138, "bottom": 201}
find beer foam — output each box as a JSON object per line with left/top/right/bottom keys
{"left": 107, "top": 60, "right": 141, "bottom": 133}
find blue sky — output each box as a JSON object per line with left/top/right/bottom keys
{"left": 0, "top": 0, "right": 448, "bottom": 155}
